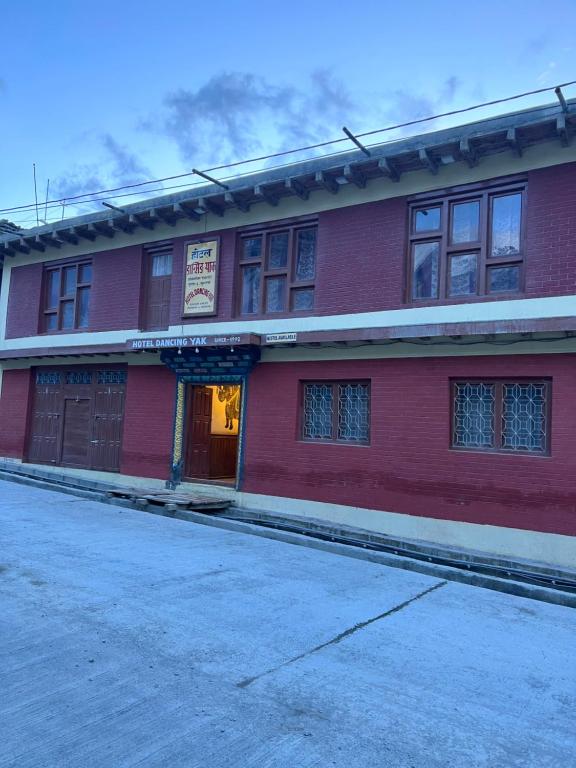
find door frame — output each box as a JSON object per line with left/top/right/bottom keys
{"left": 168, "top": 375, "right": 248, "bottom": 490}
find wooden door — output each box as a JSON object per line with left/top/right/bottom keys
{"left": 143, "top": 247, "right": 172, "bottom": 330}
{"left": 28, "top": 385, "right": 61, "bottom": 464}
{"left": 90, "top": 385, "right": 125, "bottom": 471}
{"left": 185, "top": 386, "right": 213, "bottom": 479}
{"left": 61, "top": 398, "right": 91, "bottom": 467}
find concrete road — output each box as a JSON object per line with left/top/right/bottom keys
{"left": 0, "top": 480, "right": 574, "bottom": 768}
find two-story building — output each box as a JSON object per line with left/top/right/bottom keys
{"left": 1, "top": 99, "right": 575, "bottom": 569}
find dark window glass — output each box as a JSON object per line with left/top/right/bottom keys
{"left": 488, "top": 265, "right": 520, "bottom": 293}
{"left": 451, "top": 201, "right": 480, "bottom": 243}
{"left": 45, "top": 313, "right": 57, "bottom": 331}
{"left": 46, "top": 271, "right": 59, "bottom": 309}
{"left": 453, "top": 382, "right": 495, "bottom": 448}
{"left": 243, "top": 237, "right": 262, "bottom": 261}
{"left": 491, "top": 194, "right": 521, "bottom": 257}
{"left": 42, "top": 261, "right": 92, "bottom": 332}
{"left": 61, "top": 301, "right": 75, "bottom": 329}
{"left": 268, "top": 232, "right": 289, "bottom": 269}
{"left": 292, "top": 287, "right": 314, "bottom": 311}
{"left": 303, "top": 382, "right": 370, "bottom": 444}
{"left": 453, "top": 380, "right": 549, "bottom": 454}
{"left": 408, "top": 184, "right": 525, "bottom": 302}
{"left": 414, "top": 206, "right": 441, "bottom": 232}
{"left": 238, "top": 224, "right": 317, "bottom": 315}
{"left": 77, "top": 288, "right": 90, "bottom": 328}
{"left": 303, "top": 384, "right": 334, "bottom": 440}
{"left": 265, "top": 276, "right": 286, "bottom": 313}
{"left": 240, "top": 265, "right": 261, "bottom": 315}
{"left": 62, "top": 266, "right": 76, "bottom": 296}
{"left": 501, "top": 383, "right": 547, "bottom": 453}
{"left": 412, "top": 242, "right": 439, "bottom": 299}
{"left": 295, "top": 229, "right": 316, "bottom": 281}
{"left": 338, "top": 383, "right": 370, "bottom": 442}
{"left": 449, "top": 253, "right": 477, "bottom": 296}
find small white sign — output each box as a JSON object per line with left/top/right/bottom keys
{"left": 265, "top": 333, "right": 298, "bottom": 343}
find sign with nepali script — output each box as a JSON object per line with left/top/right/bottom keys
{"left": 183, "top": 240, "right": 219, "bottom": 316}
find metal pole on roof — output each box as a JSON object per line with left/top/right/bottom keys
{"left": 192, "top": 168, "right": 230, "bottom": 190}
{"left": 342, "top": 126, "right": 371, "bottom": 157}
{"left": 555, "top": 87, "right": 568, "bottom": 113}
{"left": 33, "top": 163, "right": 39, "bottom": 226}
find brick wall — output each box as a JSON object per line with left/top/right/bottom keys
{"left": 3, "top": 162, "right": 576, "bottom": 337}
{"left": 0, "top": 369, "right": 31, "bottom": 457}
{"left": 5, "top": 263, "right": 43, "bottom": 338}
{"left": 120, "top": 365, "right": 176, "bottom": 479}
{"left": 242, "top": 354, "right": 576, "bottom": 537}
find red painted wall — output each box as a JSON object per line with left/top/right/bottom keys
{"left": 242, "top": 354, "right": 576, "bottom": 537}
{"left": 120, "top": 365, "right": 176, "bottom": 479}
{"left": 4, "top": 162, "right": 576, "bottom": 337}
{"left": 0, "top": 369, "right": 31, "bottom": 458}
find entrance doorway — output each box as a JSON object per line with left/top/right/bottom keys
{"left": 184, "top": 384, "right": 241, "bottom": 484}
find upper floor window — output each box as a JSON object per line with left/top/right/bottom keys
{"left": 42, "top": 261, "right": 92, "bottom": 332}
{"left": 408, "top": 182, "right": 526, "bottom": 302}
{"left": 238, "top": 222, "right": 317, "bottom": 316}
{"left": 142, "top": 242, "right": 173, "bottom": 330}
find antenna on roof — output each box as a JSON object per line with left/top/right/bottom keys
{"left": 342, "top": 126, "right": 371, "bottom": 157}
{"left": 33, "top": 163, "right": 39, "bottom": 226}
{"left": 44, "top": 179, "right": 50, "bottom": 223}
{"left": 555, "top": 86, "right": 568, "bottom": 113}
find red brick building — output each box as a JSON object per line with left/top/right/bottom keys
{"left": 1, "top": 100, "right": 575, "bottom": 568}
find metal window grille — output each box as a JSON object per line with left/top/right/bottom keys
{"left": 303, "top": 384, "right": 333, "bottom": 439}
{"left": 97, "top": 370, "right": 127, "bottom": 385}
{"left": 453, "top": 382, "right": 495, "bottom": 448}
{"left": 338, "top": 383, "right": 370, "bottom": 442}
{"left": 65, "top": 371, "right": 92, "bottom": 385}
{"left": 501, "top": 383, "right": 547, "bottom": 453}
{"left": 36, "top": 372, "right": 61, "bottom": 385}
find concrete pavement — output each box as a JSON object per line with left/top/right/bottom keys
{"left": 0, "top": 479, "right": 574, "bottom": 767}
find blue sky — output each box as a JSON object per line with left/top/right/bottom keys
{"left": 0, "top": 0, "right": 574, "bottom": 227}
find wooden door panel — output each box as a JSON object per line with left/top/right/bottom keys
{"left": 185, "top": 386, "right": 212, "bottom": 479}
{"left": 28, "top": 387, "right": 61, "bottom": 464}
{"left": 61, "top": 399, "right": 91, "bottom": 467}
{"left": 91, "top": 387, "right": 125, "bottom": 471}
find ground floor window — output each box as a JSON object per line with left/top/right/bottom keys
{"left": 302, "top": 381, "right": 370, "bottom": 444}
{"left": 452, "top": 379, "right": 550, "bottom": 454}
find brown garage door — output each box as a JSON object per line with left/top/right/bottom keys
{"left": 27, "top": 366, "right": 127, "bottom": 472}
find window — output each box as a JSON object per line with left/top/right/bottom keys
{"left": 142, "top": 243, "right": 173, "bottom": 330}
{"left": 42, "top": 261, "right": 92, "bottom": 332}
{"left": 238, "top": 223, "right": 317, "bottom": 315}
{"left": 302, "top": 382, "right": 370, "bottom": 444}
{"left": 452, "top": 380, "right": 550, "bottom": 454}
{"left": 408, "top": 182, "right": 525, "bottom": 302}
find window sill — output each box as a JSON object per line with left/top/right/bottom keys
{"left": 450, "top": 446, "right": 550, "bottom": 458}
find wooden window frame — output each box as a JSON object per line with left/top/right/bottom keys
{"left": 407, "top": 180, "right": 527, "bottom": 304}
{"left": 237, "top": 220, "right": 318, "bottom": 317}
{"left": 41, "top": 259, "right": 92, "bottom": 333}
{"left": 450, "top": 378, "right": 551, "bottom": 456}
{"left": 299, "top": 380, "right": 371, "bottom": 446}
{"left": 140, "top": 241, "right": 174, "bottom": 331}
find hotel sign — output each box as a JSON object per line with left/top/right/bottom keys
{"left": 127, "top": 334, "right": 260, "bottom": 350}
{"left": 183, "top": 240, "right": 219, "bottom": 316}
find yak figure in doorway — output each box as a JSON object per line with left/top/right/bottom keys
{"left": 217, "top": 385, "right": 240, "bottom": 430}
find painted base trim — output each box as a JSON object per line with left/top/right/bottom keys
{"left": 231, "top": 491, "right": 576, "bottom": 571}
{"left": 2, "top": 457, "right": 574, "bottom": 570}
